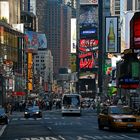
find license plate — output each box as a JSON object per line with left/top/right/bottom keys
{"left": 127, "top": 124, "right": 133, "bottom": 127}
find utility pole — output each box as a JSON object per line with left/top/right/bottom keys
{"left": 98, "top": 0, "right": 103, "bottom": 96}
{"left": 76, "top": 0, "right": 80, "bottom": 93}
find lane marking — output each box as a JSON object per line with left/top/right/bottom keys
{"left": 121, "top": 135, "right": 139, "bottom": 140}
{"left": 0, "top": 125, "right": 7, "bottom": 136}
{"left": 58, "top": 135, "right": 65, "bottom": 140}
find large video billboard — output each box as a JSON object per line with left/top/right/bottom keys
{"left": 24, "top": 31, "right": 38, "bottom": 53}
{"left": 79, "top": 4, "right": 98, "bottom": 80}
{"left": 105, "top": 17, "right": 118, "bottom": 53}
{"left": 79, "top": 5, "right": 98, "bottom": 39}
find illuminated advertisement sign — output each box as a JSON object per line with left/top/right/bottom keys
{"left": 24, "top": 31, "right": 38, "bottom": 53}
{"left": 28, "top": 53, "right": 33, "bottom": 91}
{"left": 79, "top": 4, "right": 98, "bottom": 80}
{"left": 105, "top": 17, "right": 118, "bottom": 53}
{"left": 118, "top": 77, "right": 139, "bottom": 89}
{"left": 38, "top": 33, "right": 47, "bottom": 49}
{"left": 71, "top": 18, "right": 77, "bottom": 53}
{"left": 79, "top": 79, "right": 96, "bottom": 93}
{"left": 80, "top": 5, "right": 98, "bottom": 39}
{"left": 130, "top": 12, "right": 140, "bottom": 49}
{"left": 80, "top": 39, "right": 98, "bottom": 51}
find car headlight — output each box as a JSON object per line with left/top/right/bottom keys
{"left": 136, "top": 119, "right": 140, "bottom": 122}
{"left": 35, "top": 112, "right": 39, "bottom": 114}
{"left": 113, "top": 118, "right": 122, "bottom": 122}
{"left": 25, "top": 112, "right": 28, "bottom": 114}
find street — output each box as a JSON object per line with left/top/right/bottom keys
{"left": 0, "top": 109, "right": 140, "bottom": 140}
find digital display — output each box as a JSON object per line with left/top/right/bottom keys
{"left": 130, "top": 12, "right": 140, "bottom": 49}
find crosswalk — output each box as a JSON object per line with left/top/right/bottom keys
{"left": 10, "top": 115, "right": 95, "bottom": 121}
{"left": 13, "top": 135, "right": 140, "bottom": 140}
{"left": 10, "top": 117, "right": 65, "bottom": 121}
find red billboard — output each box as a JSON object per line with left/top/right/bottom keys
{"left": 130, "top": 12, "right": 140, "bottom": 49}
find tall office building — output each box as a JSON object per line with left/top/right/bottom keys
{"left": 36, "top": 0, "right": 72, "bottom": 74}
{"left": 20, "top": 0, "right": 36, "bottom": 15}
{"left": 33, "top": 50, "right": 53, "bottom": 84}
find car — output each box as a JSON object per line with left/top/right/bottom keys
{"left": 98, "top": 105, "right": 140, "bottom": 131}
{"left": 24, "top": 106, "right": 42, "bottom": 118}
{"left": 0, "top": 108, "right": 8, "bottom": 124}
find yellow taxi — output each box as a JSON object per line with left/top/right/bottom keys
{"left": 98, "top": 105, "right": 140, "bottom": 131}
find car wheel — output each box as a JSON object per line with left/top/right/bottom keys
{"left": 108, "top": 122, "right": 114, "bottom": 131}
{"left": 137, "top": 128, "right": 140, "bottom": 132}
{"left": 98, "top": 119, "right": 104, "bottom": 130}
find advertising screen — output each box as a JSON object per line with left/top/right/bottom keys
{"left": 130, "top": 12, "right": 140, "bottom": 49}
{"left": 28, "top": 53, "right": 33, "bottom": 91}
{"left": 79, "top": 5, "right": 98, "bottom": 39}
{"left": 79, "top": 79, "right": 96, "bottom": 93}
{"left": 105, "top": 17, "right": 118, "bottom": 53}
{"left": 25, "top": 31, "right": 38, "bottom": 53}
{"left": 38, "top": 33, "right": 47, "bottom": 50}
{"left": 79, "top": 4, "right": 98, "bottom": 80}
{"left": 71, "top": 18, "right": 77, "bottom": 53}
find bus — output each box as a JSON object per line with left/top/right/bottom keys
{"left": 61, "top": 93, "right": 81, "bottom": 116}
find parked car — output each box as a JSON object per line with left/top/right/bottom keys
{"left": 98, "top": 105, "right": 140, "bottom": 131}
{"left": 0, "top": 108, "right": 8, "bottom": 124}
{"left": 24, "top": 106, "right": 42, "bottom": 118}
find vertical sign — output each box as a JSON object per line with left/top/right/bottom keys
{"left": 28, "top": 53, "right": 33, "bottom": 90}
{"left": 105, "top": 17, "right": 118, "bottom": 53}
{"left": 71, "top": 18, "right": 77, "bottom": 53}
{"left": 79, "top": 4, "right": 98, "bottom": 79}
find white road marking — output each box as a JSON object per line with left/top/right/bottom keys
{"left": 58, "top": 135, "right": 66, "bottom": 140}
{"left": 0, "top": 125, "right": 7, "bottom": 136}
{"left": 121, "top": 135, "right": 139, "bottom": 140}
{"left": 12, "top": 135, "right": 140, "bottom": 140}
{"left": 44, "top": 117, "right": 50, "bottom": 119}
{"left": 12, "top": 118, "right": 18, "bottom": 121}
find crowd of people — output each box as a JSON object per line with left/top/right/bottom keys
{"left": 4, "top": 98, "right": 62, "bottom": 114}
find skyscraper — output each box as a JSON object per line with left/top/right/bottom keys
{"left": 36, "top": 0, "right": 72, "bottom": 74}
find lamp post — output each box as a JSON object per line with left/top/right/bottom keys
{"left": 137, "top": 52, "right": 140, "bottom": 100}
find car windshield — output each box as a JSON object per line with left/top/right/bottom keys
{"left": 32, "top": 106, "right": 39, "bottom": 111}
{"left": 109, "top": 107, "right": 134, "bottom": 115}
{"left": 63, "top": 95, "right": 80, "bottom": 106}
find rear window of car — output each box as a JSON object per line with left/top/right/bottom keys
{"left": 109, "top": 106, "right": 134, "bottom": 115}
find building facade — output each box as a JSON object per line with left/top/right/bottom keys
{"left": 0, "top": 0, "right": 21, "bottom": 24}
{"left": 36, "top": 0, "right": 72, "bottom": 74}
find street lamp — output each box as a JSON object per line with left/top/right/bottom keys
{"left": 137, "top": 52, "right": 140, "bottom": 60}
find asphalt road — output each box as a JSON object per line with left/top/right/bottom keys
{"left": 0, "top": 109, "right": 140, "bottom": 140}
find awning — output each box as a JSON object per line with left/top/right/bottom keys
{"left": 12, "top": 91, "right": 26, "bottom": 96}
